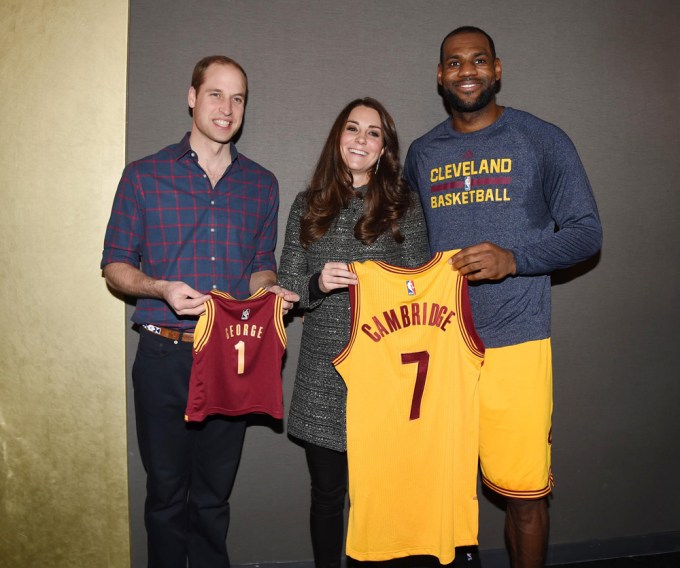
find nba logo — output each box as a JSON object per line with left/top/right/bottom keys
{"left": 464, "top": 176, "right": 471, "bottom": 191}
{"left": 241, "top": 309, "right": 251, "bottom": 321}
{"left": 406, "top": 280, "right": 416, "bottom": 296}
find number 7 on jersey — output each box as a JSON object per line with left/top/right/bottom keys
{"left": 401, "top": 351, "right": 430, "bottom": 420}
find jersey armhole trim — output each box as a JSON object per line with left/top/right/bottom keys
{"left": 332, "top": 262, "right": 359, "bottom": 367}
{"left": 273, "top": 294, "right": 287, "bottom": 348}
{"left": 456, "top": 277, "right": 485, "bottom": 357}
{"left": 193, "top": 298, "right": 215, "bottom": 353}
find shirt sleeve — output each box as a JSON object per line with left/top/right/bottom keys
{"left": 101, "top": 162, "right": 144, "bottom": 269}
{"left": 511, "top": 128, "right": 603, "bottom": 275}
{"left": 251, "top": 173, "right": 279, "bottom": 274}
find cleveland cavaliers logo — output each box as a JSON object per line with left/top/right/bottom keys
{"left": 241, "top": 309, "right": 251, "bottom": 321}
{"left": 406, "top": 280, "right": 416, "bottom": 296}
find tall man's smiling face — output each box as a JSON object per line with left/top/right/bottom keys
{"left": 438, "top": 31, "right": 502, "bottom": 114}
{"left": 188, "top": 63, "right": 247, "bottom": 147}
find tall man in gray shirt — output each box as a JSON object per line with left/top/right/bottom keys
{"left": 405, "top": 26, "right": 602, "bottom": 568}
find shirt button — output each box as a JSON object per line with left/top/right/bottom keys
{"left": 203, "top": 174, "right": 207, "bottom": 178}
{"left": 211, "top": 256, "right": 216, "bottom": 261}
{"left": 212, "top": 284, "right": 217, "bottom": 289}
{"left": 210, "top": 200, "right": 215, "bottom": 205}
{"left": 210, "top": 227, "right": 215, "bottom": 232}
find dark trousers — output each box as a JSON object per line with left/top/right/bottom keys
{"left": 304, "top": 442, "right": 348, "bottom": 568}
{"left": 133, "top": 329, "right": 247, "bottom": 568}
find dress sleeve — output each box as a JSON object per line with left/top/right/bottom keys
{"left": 277, "top": 192, "right": 324, "bottom": 309}
{"left": 399, "top": 194, "right": 431, "bottom": 268}
{"left": 403, "top": 144, "right": 419, "bottom": 194}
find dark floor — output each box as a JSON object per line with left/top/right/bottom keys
{"left": 339, "top": 550, "right": 680, "bottom": 568}
{"left": 549, "top": 551, "right": 680, "bottom": 567}
{"left": 249, "top": 551, "right": 680, "bottom": 568}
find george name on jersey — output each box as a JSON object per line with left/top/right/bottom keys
{"left": 225, "top": 323, "right": 264, "bottom": 340}
{"left": 361, "top": 302, "right": 455, "bottom": 343}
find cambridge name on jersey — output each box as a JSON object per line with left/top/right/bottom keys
{"left": 333, "top": 251, "right": 485, "bottom": 564}
{"left": 185, "top": 288, "right": 287, "bottom": 421}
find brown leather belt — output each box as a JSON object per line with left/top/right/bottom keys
{"left": 142, "top": 324, "right": 194, "bottom": 343}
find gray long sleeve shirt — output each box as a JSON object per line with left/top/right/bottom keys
{"left": 405, "top": 108, "right": 602, "bottom": 348}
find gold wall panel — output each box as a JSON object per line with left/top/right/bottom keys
{"left": 0, "top": 0, "right": 130, "bottom": 566}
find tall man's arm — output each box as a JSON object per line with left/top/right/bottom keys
{"left": 98, "top": 162, "right": 214, "bottom": 313}
{"left": 249, "top": 269, "right": 278, "bottom": 293}
{"left": 505, "top": 128, "right": 602, "bottom": 276}
{"left": 103, "top": 262, "right": 210, "bottom": 317}
{"left": 453, "top": 129, "right": 601, "bottom": 281}
{"left": 245, "top": 173, "right": 300, "bottom": 313}
{"left": 249, "top": 269, "right": 300, "bottom": 314}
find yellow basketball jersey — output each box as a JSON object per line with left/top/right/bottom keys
{"left": 333, "top": 251, "right": 484, "bottom": 564}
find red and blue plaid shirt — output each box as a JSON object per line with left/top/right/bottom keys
{"left": 102, "top": 133, "right": 279, "bottom": 329}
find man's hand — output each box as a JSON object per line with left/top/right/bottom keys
{"left": 266, "top": 285, "right": 300, "bottom": 315}
{"left": 319, "top": 262, "right": 358, "bottom": 293}
{"left": 450, "top": 242, "right": 516, "bottom": 281}
{"left": 158, "top": 281, "right": 211, "bottom": 316}
{"left": 249, "top": 270, "right": 299, "bottom": 314}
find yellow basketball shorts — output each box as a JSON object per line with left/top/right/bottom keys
{"left": 479, "top": 338, "right": 554, "bottom": 499}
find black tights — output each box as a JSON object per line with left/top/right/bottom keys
{"left": 304, "top": 442, "right": 348, "bottom": 568}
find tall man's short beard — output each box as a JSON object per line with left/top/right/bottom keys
{"left": 443, "top": 80, "right": 497, "bottom": 113}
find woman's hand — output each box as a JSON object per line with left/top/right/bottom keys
{"left": 319, "top": 262, "right": 358, "bottom": 293}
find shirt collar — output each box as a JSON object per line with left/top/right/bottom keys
{"left": 174, "top": 132, "right": 240, "bottom": 167}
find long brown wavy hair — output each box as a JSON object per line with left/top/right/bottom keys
{"left": 300, "top": 98, "right": 414, "bottom": 248}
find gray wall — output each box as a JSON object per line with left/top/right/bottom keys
{"left": 123, "top": 1, "right": 680, "bottom": 565}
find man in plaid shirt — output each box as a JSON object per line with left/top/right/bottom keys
{"left": 101, "top": 55, "right": 298, "bottom": 568}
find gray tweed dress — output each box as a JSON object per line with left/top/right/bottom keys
{"left": 277, "top": 190, "right": 431, "bottom": 451}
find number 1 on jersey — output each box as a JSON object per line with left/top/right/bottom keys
{"left": 401, "top": 351, "right": 430, "bottom": 420}
{"left": 234, "top": 340, "right": 245, "bottom": 375}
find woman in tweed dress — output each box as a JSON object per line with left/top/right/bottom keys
{"left": 278, "top": 98, "right": 431, "bottom": 568}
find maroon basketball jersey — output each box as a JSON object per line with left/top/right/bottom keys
{"left": 185, "top": 288, "right": 287, "bottom": 421}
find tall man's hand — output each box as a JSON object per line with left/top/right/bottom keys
{"left": 159, "top": 281, "right": 211, "bottom": 316}
{"left": 102, "top": 262, "right": 210, "bottom": 316}
{"left": 266, "top": 285, "right": 300, "bottom": 315}
{"left": 450, "top": 242, "right": 517, "bottom": 281}
{"left": 249, "top": 269, "right": 299, "bottom": 315}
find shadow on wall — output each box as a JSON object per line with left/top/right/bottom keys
{"left": 551, "top": 251, "right": 601, "bottom": 287}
